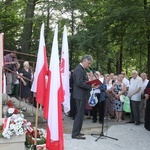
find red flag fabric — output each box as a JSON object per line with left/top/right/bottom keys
{"left": 44, "top": 25, "right": 64, "bottom": 150}
{"left": 31, "top": 23, "right": 48, "bottom": 106}
{"left": 60, "top": 25, "right": 70, "bottom": 114}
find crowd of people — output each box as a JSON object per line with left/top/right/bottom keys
{"left": 3, "top": 51, "right": 33, "bottom": 104}
{"left": 70, "top": 55, "right": 150, "bottom": 140}
{"left": 3, "top": 52, "right": 150, "bottom": 140}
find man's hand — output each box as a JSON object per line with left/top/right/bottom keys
{"left": 127, "top": 94, "right": 132, "bottom": 98}
{"left": 145, "top": 94, "right": 149, "bottom": 100}
{"left": 114, "top": 94, "right": 119, "bottom": 100}
{"left": 91, "top": 84, "right": 99, "bottom": 89}
{"left": 11, "top": 61, "right": 17, "bottom": 64}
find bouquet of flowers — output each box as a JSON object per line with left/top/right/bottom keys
{"left": 25, "top": 127, "right": 46, "bottom": 150}
{"left": 3, "top": 100, "right": 19, "bottom": 118}
{"left": 2, "top": 114, "right": 31, "bottom": 139}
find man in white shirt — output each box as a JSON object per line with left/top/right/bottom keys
{"left": 121, "top": 71, "right": 129, "bottom": 91}
{"left": 140, "top": 72, "right": 149, "bottom": 122}
{"left": 128, "top": 70, "right": 142, "bottom": 125}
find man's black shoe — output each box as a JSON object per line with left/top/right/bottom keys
{"left": 126, "top": 121, "right": 134, "bottom": 123}
{"left": 72, "top": 135, "right": 86, "bottom": 140}
{"left": 99, "top": 120, "right": 103, "bottom": 124}
{"left": 145, "top": 128, "right": 150, "bottom": 131}
{"left": 79, "top": 133, "right": 85, "bottom": 136}
{"left": 135, "top": 121, "right": 140, "bottom": 125}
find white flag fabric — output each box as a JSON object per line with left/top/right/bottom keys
{"left": 60, "top": 25, "right": 70, "bottom": 113}
{"left": 31, "top": 23, "right": 48, "bottom": 106}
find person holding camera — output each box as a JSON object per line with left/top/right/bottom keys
{"left": 4, "top": 51, "right": 18, "bottom": 96}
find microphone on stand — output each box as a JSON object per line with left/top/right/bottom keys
{"left": 89, "top": 67, "right": 95, "bottom": 72}
{"left": 89, "top": 67, "right": 97, "bottom": 79}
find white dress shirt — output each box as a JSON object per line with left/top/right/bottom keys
{"left": 128, "top": 76, "right": 142, "bottom": 101}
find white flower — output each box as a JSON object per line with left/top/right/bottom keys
{"left": 14, "top": 117, "right": 24, "bottom": 125}
{"left": 10, "top": 123, "right": 15, "bottom": 130}
{"left": 11, "top": 114, "right": 18, "bottom": 119}
{"left": 8, "top": 130, "right": 13, "bottom": 136}
{"left": 8, "top": 108, "right": 15, "bottom": 114}
{"left": 2, "top": 129, "right": 12, "bottom": 139}
{"left": 2, "top": 130, "right": 7, "bottom": 138}
{"left": 19, "top": 128, "right": 24, "bottom": 135}
{"left": 2, "top": 114, "right": 31, "bottom": 139}
{"left": 6, "top": 134, "right": 11, "bottom": 139}
{"left": 20, "top": 113, "right": 24, "bottom": 118}
{"left": 38, "top": 128, "right": 46, "bottom": 138}
{"left": 15, "top": 131, "right": 20, "bottom": 136}
{"left": 16, "top": 121, "right": 23, "bottom": 127}
{"left": 14, "top": 124, "right": 20, "bottom": 131}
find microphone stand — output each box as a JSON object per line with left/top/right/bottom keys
{"left": 89, "top": 67, "right": 97, "bottom": 79}
{"left": 91, "top": 117, "right": 118, "bottom": 141}
{"left": 89, "top": 67, "right": 118, "bottom": 142}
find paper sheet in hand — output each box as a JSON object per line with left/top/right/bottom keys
{"left": 86, "top": 79, "right": 102, "bottom": 85}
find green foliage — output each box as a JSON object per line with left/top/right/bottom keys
{"left": 1, "top": 0, "right": 150, "bottom": 75}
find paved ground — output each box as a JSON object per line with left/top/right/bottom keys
{"left": 3, "top": 95, "right": 150, "bottom": 150}
{"left": 64, "top": 123, "right": 150, "bottom": 150}
{"left": 33, "top": 113, "right": 150, "bottom": 150}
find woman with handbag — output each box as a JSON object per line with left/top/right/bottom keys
{"left": 92, "top": 71, "right": 107, "bottom": 124}
{"left": 111, "top": 74, "right": 126, "bottom": 122}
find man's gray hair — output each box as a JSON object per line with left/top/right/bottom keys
{"left": 81, "top": 55, "right": 93, "bottom": 62}
{"left": 132, "top": 70, "right": 138, "bottom": 74}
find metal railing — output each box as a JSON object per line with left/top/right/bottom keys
{"left": 3, "top": 50, "right": 36, "bottom": 116}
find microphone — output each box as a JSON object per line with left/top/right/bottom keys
{"left": 89, "top": 67, "right": 95, "bottom": 73}
{"left": 89, "top": 67, "right": 97, "bottom": 79}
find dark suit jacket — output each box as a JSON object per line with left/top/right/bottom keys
{"left": 73, "top": 64, "right": 92, "bottom": 100}
{"left": 99, "top": 81, "right": 107, "bottom": 102}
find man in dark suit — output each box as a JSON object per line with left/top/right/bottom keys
{"left": 72, "top": 55, "right": 97, "bottom": 140}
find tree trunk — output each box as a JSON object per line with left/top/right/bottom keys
{"left": 119, "top": 43, "right": 123, "bottom": 73}
{"left": 107, "top": 58, "right": 111, "bottom": 74}
{"left": 45, "top": 0, "right": 50, "bottom": 46}
{"left": 70, "top": 9, "right": 75, "bottom": 70}
{"left": 4, "top": 0, "right": 14, "bottom": 5}
{"left": 116, "top": 60, "right": 119, "bottom": 75}
{"left": 21, "top": 0, "right": 36, "bottom": 55}
{"left": 118, "top": 28, "right": 124, "bottom": 74}
{"left": 147, "top": 35, "right": 150, "bottom": 79}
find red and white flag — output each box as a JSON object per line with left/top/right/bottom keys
{"left": 44, "top": 25, "right": 64, "bottom": 150}
{"left": 60, "top": 25, "right": 70, "bottom": 113}
{"left": 0, "top": 33, "right": 6, "bottom": 93}
{"left": 31, "top": 23, "right": 48, "bottom": 106}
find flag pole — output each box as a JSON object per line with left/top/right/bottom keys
{"left": 0, "top": 33, "right": 4, "bottom": 119}
{"left": 30, "top": 23, "right": 48, "bottom": 150}
{"left": 33, "top": 100, "right": 39, "bottom": 150}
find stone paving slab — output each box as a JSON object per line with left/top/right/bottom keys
{"left": 64, "top": 124, "right": 150, "bottom": 150}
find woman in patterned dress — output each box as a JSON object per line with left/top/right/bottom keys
{"left": 111, "top": 74, "right": 126, "bottom": 122}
